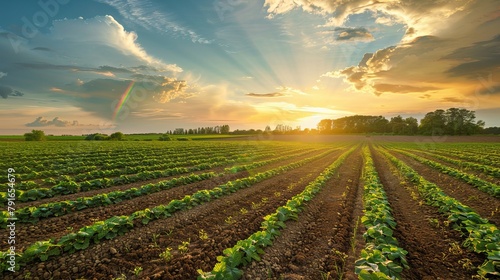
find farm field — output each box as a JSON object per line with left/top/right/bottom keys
{"left": 1, "top": 138, "right": 499, "bottom": 280}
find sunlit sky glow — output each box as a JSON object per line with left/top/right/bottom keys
{"left": 0, "top": 0, "right": 499, "bottom": 134}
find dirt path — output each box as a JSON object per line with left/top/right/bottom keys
{"left": 372, "top": 147, "right": 486, "bottom": 279}
{"left": 241, "top": 147, "right": 364, "bottom": 280}
{"left": 388, "top": 149, "right": 500, "bottom": 226}
{"left": 4, "top": 148, "right": 346, "bottom": 280}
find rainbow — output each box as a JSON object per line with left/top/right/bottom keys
{"left": 113, "top": 81, "right": 135, "bottom": 121}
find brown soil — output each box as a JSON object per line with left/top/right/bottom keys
{"left": 371, "top": 146, "right": 486, "bottom": 279}
{"left": 402, "top": 149, "right": 500, "bottom": 185}
{"left": 0, "top": 149, "right": 328, "bottom": 252}
{"left": 3, "top": 148, "right": 344, "bottom": 280}
{"left": 2, "top": 140, "right": 499, "bottom": 280}
{"left": 241, "top": 147, "right": 364, "bottom": 280}
{"left": 388, "top": 149, "right": 500, "bottom": 226}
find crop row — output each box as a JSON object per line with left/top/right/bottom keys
{"left": 0, "top": 172, "right": 217, "bottom": 228}
{"left": 1, "top": 144, "right": 293, "bottom": 191}
{"left": 399, "top": 148, "right": 500, "bottom": 178}
{"left": 424, "top": 149, "right": 500, "bottom": 169}
{"left": 198, "top": 146, "right": 357, "bottom": 279}
{"left": 355, "top": 146, "right": 408, "bottom": 279}
{"left": 1, "top": 158, "right": 231, "bottom": 205}
{"left": 2, "top": 146, "right": 304, "bottom": 203}
{"left": 0, "top": 141, "right": 293, "bottom": 176}
{"left": 0, "top": 147, "right": 339, "bottom": 272}
{"left": 0, "top": 148, "right": 327, "bottom": 227}
{"left": 2, "top": 154, "right": 236, "bottom": 192}
{"left": 1, "top": 144, "right": 291, "bottom": 185}
{"left": 0, "top": 143, "right": 232, "bottom": 171}
{"left": 378, "top": 147, "right": 500, "bottom": 278}
{"left": 390, "top": 148, "right": 500, "bottom": 198}
{"left": 5, "top": 151, "right": 237, "bottom": 183}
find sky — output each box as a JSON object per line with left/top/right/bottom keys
{"left": 0, "top": 0, "right": 499, "bottom": 135}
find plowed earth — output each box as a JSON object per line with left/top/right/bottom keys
{"left": 2, "top": 141, "right": 499, "bottom": 280}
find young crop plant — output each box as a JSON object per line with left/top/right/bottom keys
{"left": 199, "top": 229, "right": 209, "bottom": 240}
{"left": 0, "top": 148, "right": 337, "bottom": 272}
{"left": 159, "top": 247, "right": 173, "bottom": 262}
{"left": 134, "top": 266, "right": 143, "bottom": 276}
{"left": 198, "top": 145, "right": 358, "bottom": 280}
{"left": 355, "top": 146, "right": 408, "bottom": 280}
{"left": 379, "top": 146, "right": 500, "bottom": 278}
{"left": 178, "top": 239, "right": 190, "bottom": 254}
{"left": 391, "top": 148, "right": 500, "bottom": 198}
{"left": 225, "top": 216, "right": 235, "bottom": 224}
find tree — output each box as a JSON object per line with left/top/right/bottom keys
{"left": 159, "top": 134, "right": 172, "bottom": 141}
{"left": 389, "top": 115, "right": 406, "bottom": 134}
{"left": 85, "top": 133, "right": 109, "bottom": 140}
{"left": 419, "top": 109, "right": 446, "bottom": 135}
{"left": 220, "top": 125, "right": 230, "bottom": 134}
{"left": 420, "top": 108, "right": 484, "bottom": 135}
{"left": 445, "top": 108, "right": 483, "bottom": 135}
{"left": 110, "top": 132, "right": 124, "bottom": 141}
{"left": 24, "top": 130, "right": 46, "bottom": 141}
{"left": 264, "top": 125, "right": 272, "bottom": 133}
{"left": 405, "top": 117, "right": 419, "bottom": 135}
{"left": 317, "top": 119, "right": 333, "bottom": 133}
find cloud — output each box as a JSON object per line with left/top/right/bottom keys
{"left": 443, "top": 35, "right": 500, "bottom": 78}
{"left": 246, "top": 92, "right": 285, "bottom": 97}
{"left": 246, "top": 86, "right": 309, "bottom": 98}
{"left": 0, "top": 85, "right": 23, "bottom": 99}
{"left": 131, "top": 108, "right": 183, "bottom": 120}
{"left": 97, "top": 0, "right": 212, "bottom": 44}
{"left": 25, "top": 117, "right": 83, "bottom": 127}
{"left": 373, "top": 83, "right": 439, "bottom": 95}
{"left": 441, "top": 97, "right": 466, "bottom": 103}
{"left": 264, "top": 0, "right": 475, "bottom": 40}
{"left": 32, "top": 47, "right": 53, "bottom": 52}
{"left": 0, "top": 15, "right": 192, "bottom": 120}
{"left": 334, "top": 27, "right": 374, "bottom": 42}
{"left": 46, "top": 15, "right": 182, "bottom": 72}
{"left": 322, "top": 0, "right": 499, "bottom": 101}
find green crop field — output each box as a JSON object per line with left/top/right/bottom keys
{"left": 0, "top": 137, "right": 499, "bottom": 279}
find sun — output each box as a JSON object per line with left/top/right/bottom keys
{"left": 298, "top": 115, "right": 324, "bottom": 130}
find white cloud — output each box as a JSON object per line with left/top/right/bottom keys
{"left": 0, "top": 72, "right": 6, "bottom": 79}
{"left": 97, "top": 0, "right": 212, "bottom": 44}
{"left": 313, "top": 0, "right": 500, "bottom": 109}
{"left": 264, "top": 0, "right": 476, "bottom": 40}
{"left": 46, "top": 15, "right": 182, "bottom": 72}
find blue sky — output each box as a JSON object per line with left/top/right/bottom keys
{"left": 0, "top": 0, "right": 498, "bottom": 134}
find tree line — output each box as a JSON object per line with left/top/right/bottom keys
{"left": 316, "top": 108, "right": 485, "bottom": 135}
{"left": 166, "top": 125, "right": 230, "bottom": 135}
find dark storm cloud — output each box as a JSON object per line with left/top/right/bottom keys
{"left": 0, "top": 85, "right": 24, "bottom": 99}
{"left": 443, "top": 35, "right": 500, "bottom": 78}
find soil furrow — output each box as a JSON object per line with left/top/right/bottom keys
{"left": 3, "top": 149, "right": 344, "bottom": 280}
{"left": 400, "top": 149, "right": 500, "bottom": 185}
{"left": 388, "top": 149, "right": 500, "bottom": 225}
{"left": 1, "top": 149, "right": 329, "bottom": 252}
{"left": 241, "top": 147, "right": 364, "bottom": 280}
{"left": 372, "top": 146, "right": 486, "bottom": 279}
